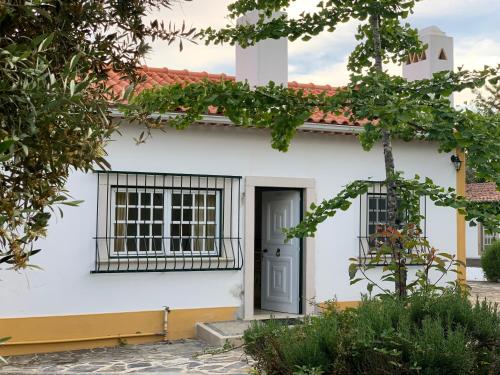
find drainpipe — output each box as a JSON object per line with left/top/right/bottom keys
{"left": 163, "top": 306, "right": 170, "bottom": 341}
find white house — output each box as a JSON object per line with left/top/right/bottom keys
{"left": 0, "top": 26, "right": 466, "bottom": 356}
{"left": 466, "top": 183, "right": 500, "bottom": 281}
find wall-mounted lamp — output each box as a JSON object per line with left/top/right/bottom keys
{"left": 450, "top": 154, "right": 462, "bottom": 171}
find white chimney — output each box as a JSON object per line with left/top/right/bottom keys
{"left": 402, "top": 26, "right": 454, "bottom": 81}
{"left": 236, "top": 11, "right": 288, "bottom": 87}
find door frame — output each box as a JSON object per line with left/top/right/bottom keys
{"left": 244, "top": 177, "right": 316, "bottom": 319}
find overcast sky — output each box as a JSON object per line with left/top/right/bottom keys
{"left": 145, "top": 0, "right": 500, "bottom": 104}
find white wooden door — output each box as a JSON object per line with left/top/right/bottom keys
{"left": 261, "top": 190, "right": 301, "bottom": 314}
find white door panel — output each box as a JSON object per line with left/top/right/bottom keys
{"left": 261, "top": 190, "right": 300, "bottom": 313}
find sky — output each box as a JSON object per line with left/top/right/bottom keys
{"left": 145, "top": 0, "right": 500, "bottom": 105}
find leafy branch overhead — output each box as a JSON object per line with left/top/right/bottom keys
{"left": 0, "top": 0, "right": 197, "bottom": 269}
{"left": 128, "top": 66, "right": 500, "bottom": 186}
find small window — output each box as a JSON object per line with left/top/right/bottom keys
{"left": 359, "top": 182, "right": 427, "bottom": 263}
{"left": 438, "top": 48, "right": 447, "bottom": 60}
{"left": 481, "top": 225, "right": 499, "bottom": 254}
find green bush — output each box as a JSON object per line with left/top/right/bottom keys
{"left": 481, "top": 240, "right": 500, "bottom": 282}
{"left": 243, "top": 292, "right": 500, "bottom": 375}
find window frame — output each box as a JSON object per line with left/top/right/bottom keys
{"left": 359, "top": 181, "right": 427, "bottom": 263}
{"left": 109, "top": 186, "right": 222, "bottom": 258}
{"left": 480, "top": 224, "right": 500, "bottom": 254}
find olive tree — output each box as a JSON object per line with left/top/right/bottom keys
{"left": 0, "top": 0, "right": 195, "bottom": 269}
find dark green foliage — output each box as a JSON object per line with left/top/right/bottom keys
{"left": 243, "top": 292, "right": 500, "bottom": 375}
{"left": 481, "top": 241, "right": 500, "bottom": 282}
{"left": 0, "top": 0, "right": 195, "bottom": 268}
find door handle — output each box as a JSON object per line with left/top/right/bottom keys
{"left": 276, "top": 248, "right": 281, "bottom": 257}
{"left": 263, "top": 248, "right": 268, "bottom": 253}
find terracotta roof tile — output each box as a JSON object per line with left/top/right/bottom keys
{"left": 108, "top": 67, "right": 359, "bottom": 127}
{"left": 466, "top": 183, "right": 500, "bottom": 202}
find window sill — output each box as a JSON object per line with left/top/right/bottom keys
{"left": 92, "top": 256, "right": 241, "bottom": 273}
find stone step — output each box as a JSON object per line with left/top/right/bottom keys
{"left": 196, "top": 316, "right": 303, "bottom": 348}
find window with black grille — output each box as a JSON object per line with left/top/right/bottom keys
{"left": 359, "top": 182, "right": 427, "bottom": 264}
{"left": 93, "top": 171, "right": 242, "bottom": 273}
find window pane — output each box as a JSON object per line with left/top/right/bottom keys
{"left": 379, "top": 198, "right": 386, "bottom": 209}
{"left": 183, "top": 209, "right": 192, "bottom": 221}
{"left": 206, "top": 238, "right": 215, "bottom": 252}
{"left": 127, "top": 238, "right": 137, "bottom": 252}
{"left": 207, "top": 194, "right": 216, "bottom": 207}
{"left": 115, "top": 207, "right": 126, "bottom": 221}
{"left": 183, "top": 194, "right": 193, "bottom": 206}
{"left": 153, "top": 208, "right": 163, "bottom": 221}
{"left": 128, "top": 192, "right": 138, "bottom": 205}
{"left": 115, "top": 223, "right": 126, "bottom": 237}
{"left": 369, "top": 198, "right": 377, "bottom": 210}
{"left": 193, "top": 224, "right": 203, "bottom": 236}
{"left": 140, "top": 208, "right": 151, "bottom": 221}
{"left": 181, "top": 238, "right": 191, "bottom": 251}
{"left": 116, "top": 192, "right": 126, "bottom": 205}
{"left": 127, "top": 223, "right": 137, "bottom": 236}
{"left": 172, "top": 208, "right": 181, "bottom": 221}
{"left": 140, "top": 224, "right": 150, "bottom": 236}
{"left": 207, "top": 224, "right": 216, "bottom": 237}
{"left": 114, "top": 238, "right": 125, "bottom": 252}
{"left": 193, "top": 238, "right": 203, "bottom": 251}
{"left": 128, "top": 207, "right": 138, "bottom": 221}
{"left": 171, "top": 224, "right": 180, "bottom": 236}
{"left": 152, "top": 224, "right": 162, "bottom": 236}
{"left": 182, "top": 224, "right": 191, "bottom": 236}
{"left": 369, "top": 211, "right": 377, "bottom": 222}
{"left": 195, "top": 210, "right": 204, "bottom": 221}
{"left": 207, "top": 210, "right": 215, "bottom": 221}
{"left": 153, "top": 193, "right": 163, "bottom": 206}
{"left": 195, "top": 194, "right": 204, "bottom": 206}
{"left": 141, "top": 193, "right": 151, "bottom": 206}
{"left": 171, "top": 239, "right": 180, "bottom": 252}
{"left": 152, "top": 238, "right": 163, "bottom": 252}
{"left": 368, "top": 224, "right": 376, "bottom": 235}
{"left": 172, "top": 193, "right": 181, "bottom": 206}
{"left": 378, "top": 211, "right": 386, "bottom": 222}
{"left": 139, "top": 238, "right": 150, "bottom": 251}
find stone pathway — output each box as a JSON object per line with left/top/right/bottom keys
{"left": 469, "top": 281, "right": 500, "bottom": 304}
{"left": 0, "top": 340, "right": 253, "bottom": 374}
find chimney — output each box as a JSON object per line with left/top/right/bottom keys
{"left": 235, "top": 11, "right": 288, "bottom": 87}
{"left": 402, "top": 26, "right": 454, "bottom": 81}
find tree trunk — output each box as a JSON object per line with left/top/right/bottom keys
{"left": 369, "top": 12, "right": 407, "bottom": 297}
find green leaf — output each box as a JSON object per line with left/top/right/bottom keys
{"left": 348, "top": 263, "right": 358, "bottom": 280}
{"left": 38, "top": 33, "right": 54, "bottom": 52}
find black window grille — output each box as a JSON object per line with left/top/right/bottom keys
{"left": 358, "top": 181, "right": 427, "bottom": 265}
{"left": 93, "top": 171, "right": 242, "bottom": 273}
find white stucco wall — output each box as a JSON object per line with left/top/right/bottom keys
{"left": 0, "top": 123, "right": 458, "bottom": 317}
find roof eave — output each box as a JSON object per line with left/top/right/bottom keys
{"left": 108, "top": 109, "right": 363, "bottom": 135}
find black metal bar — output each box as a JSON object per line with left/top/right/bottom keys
{"left": 95, "top": 170, "right": 242, "bottom": 179}
{"left": 93, "top": 171, "right": 243, "bottom": 273}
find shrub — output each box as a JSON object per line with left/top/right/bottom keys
{"left": 481, "top": 240, "right": 500, "bottom": 282}
{"left": 243, "top": 292, "right": 500, "bottom": 375}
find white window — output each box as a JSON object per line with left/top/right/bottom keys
{"left": 111, "top": 188, "right": 220, "bottom": 256}
{"left": 481, "top": 225, "right": 499, "bottom": 254}
{"left": 368, "top": 194, "right": 388, "bottom": 236}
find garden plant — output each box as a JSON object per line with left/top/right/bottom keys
{"left": 481, "top": 240, "right": 500, "bottom": 282}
